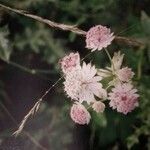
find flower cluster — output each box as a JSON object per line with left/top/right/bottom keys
{"left": 60, "top": 25, "right": 139, "bottom": 125}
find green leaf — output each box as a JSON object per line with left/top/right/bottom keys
{"left": 0, "top": 26, "right": 12, "bottom": 61}
{"left": 127, "top": 135, "right": 139, "bottom": 149}
{"left": 92, "top": 111, "right": 107, "bottom": 128}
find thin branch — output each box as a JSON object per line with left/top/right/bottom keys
{"left": 8, "top": 61, "right": 57, "bottom": 75}
{"left": 0, "top": 58, "right": 57, "bottom": 75}
{"left": 115, "top": 36, "right": 144, "bottom": 47}
{"left": 0, "top": 3, "right": 144, "bottom": 47}
{"left": 0, "top": 58, "right": 56, "bottom": 81}
{"left": 0, "top": 3, "right": 86, "bottom": 35}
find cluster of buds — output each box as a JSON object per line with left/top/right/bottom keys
{"left": 59, "top": 25, "right": 139, "bottom": 125}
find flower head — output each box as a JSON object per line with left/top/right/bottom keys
{"left": 92, "top": 101, "right": 105, "bottom": 113}
{"left": 108, "top": 83, "right": 139, "bottom": 114}
{"left": 64, "top": 62, "right": 107, "bottom": 104}
{"left": 86, "top": 25, "right": 114, "bottom": 51}
{"left": 70, "top": 102, "right": 91, "bottom": 125}
{"left": 60, "top": 52, "right": 80, "bottom": 74}
{"left": 98, "top": 51, "right": 135, "bottom": 85}
{"left": 117, "top": 67, "right": 134, "bottom": 82}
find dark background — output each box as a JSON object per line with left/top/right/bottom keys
{"left": 0, "top": 0, "right": 150, "bottom": 150}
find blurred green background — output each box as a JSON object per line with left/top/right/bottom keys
{"left": 0, "top": 0, "right": 150, "bottom": 150}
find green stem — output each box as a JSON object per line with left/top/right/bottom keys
{"left": 8, "top": 60, "right": 56, "bottom": 75}
{"left": 0, "top": 57, "right": 56, "bottom": 75}
{"left": 104, "top": 48, "right": 112, "bottom": 63}
{"left": 104, "top": 48, "right": 115, "bottom": 74}
{"left": 0, "top": 57, "right": 57, "bottom": 81}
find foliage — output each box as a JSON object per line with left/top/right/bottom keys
{"left": 0, "top": 0, "right": 150, "bottom": 150}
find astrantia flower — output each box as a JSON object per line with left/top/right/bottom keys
{"left": 98, "top": 51, "right": 135, "bottom": 85}
{"left": 70, "top": 102, "right": 91, "bottom": 125}
{"left": 86, "top": 25, "right": 115, "bottom": 51}
{"left": 108, "top": 83, "right": 139, "bottom": 114}
{"left": 98, "top": 51, "right": 124, "bottom": 77}
{"left": 60, "top": 52, "right": 80, "bottom": 74}
{"left": 112, "top": 52, "right": 134, "bottom": 82}
{"left": 64, "top": 62, "right": 107, "bottom": 104}
{"left": 117, "top": 67, "right": 134, "bottom": 82}
{"left": 92, "top": 101, "right": 105, "bottom": 113}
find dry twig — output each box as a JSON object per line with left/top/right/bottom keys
{"left": 0, "top": 3, "right": 144, "bottom": 47}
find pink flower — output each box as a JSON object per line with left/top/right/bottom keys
{"left": 92, "top": 101, "right": 105, "bottom": 113}
{"left": 60, "top": 52, "right": 80, "bottom": 74}
{"left": 70, "top": 102, "right": 91, "bottom": 125}
{"left": 98, "top": 51, "right": 125, "bottom": 78}
{"left": 64, "top": 62, "right": 107, "bottom": 104}
{"left": 98, "top": 52, "right": 135, "bottom": 86}
{"left": 86, "top": 25, "right": 114, "bottom": 51}
{"left": 108, "top": 83, "right": 139, "bottom": 114}
{"left": 117, "top": 67, "right": 134, "bottom": 82}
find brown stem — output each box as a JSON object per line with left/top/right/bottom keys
{"left": 115, "top": 36, "right": 144, "bottom": 47}
{"left": 0, "top": 3, "right": 86, "bottom": 35}
{"left": 0, "top": 3, "right": 144, "bottom": 47}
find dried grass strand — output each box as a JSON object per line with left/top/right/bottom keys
{"left": 13, "top": 76, "right": 63, "bottom": 136}
{"left": 0, "top": 3, "right": 86, "bottom": 35}
{"left": 0, "top": 101, "right": 48, "bottom": 150}
{"left": 0, "top": 3, "right": 144, "bottom": 47}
